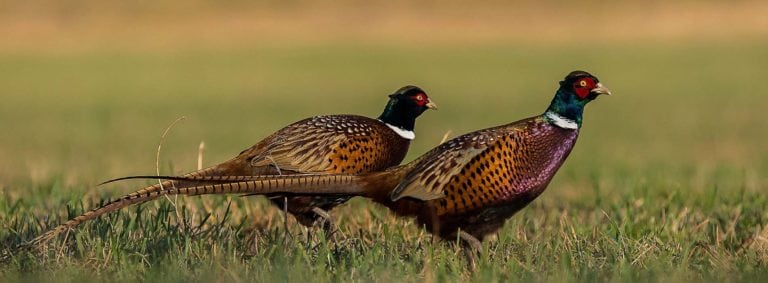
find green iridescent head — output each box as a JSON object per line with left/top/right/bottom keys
{"left": 545, "top": 71, "right": 612, "bottom": 127}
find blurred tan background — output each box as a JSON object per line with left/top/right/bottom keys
{"left": 1, "top": 1, "right": 766, "bottom": 52}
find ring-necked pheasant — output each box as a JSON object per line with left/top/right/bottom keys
{"left": 30, "top": 85, "right": 435, "bottom": 244}
{"left": 32, "top": 71, "right": 609, "bottom": 258}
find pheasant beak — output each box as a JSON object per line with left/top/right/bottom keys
{"left": 591, "top": 83, "right": 612, "bottom": 96}
{"left": 425, "top": 99, "right": 438, "bottom": 110}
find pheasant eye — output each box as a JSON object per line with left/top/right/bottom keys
{"left": 411, "top": 93, "right": 428, "bottom": 106}
{"left": 573, "top": 78, "right": 595, "bottom": 99}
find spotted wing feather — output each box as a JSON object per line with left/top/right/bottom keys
{"left": 391, "top": 126, "right": 513, "bottom": 201}
{"left": 244, "top": 115, "right": 380, "bottom": 173}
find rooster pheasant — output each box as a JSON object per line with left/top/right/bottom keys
{"left": 33, "top": 71, "right": 608, "bottom": 256}
{"left": 30, "top": 85, "right": 435, "bottom": 244}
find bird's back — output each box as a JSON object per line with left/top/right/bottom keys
{"left": 235, "top": 114, "right": 411, "bottom": 175}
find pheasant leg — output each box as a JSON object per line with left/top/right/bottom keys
{"left": 311, "top": 207, "right": 346, "bottom": 242}
{"left": 459, "top": 231, "right": 482, "bottom": 271}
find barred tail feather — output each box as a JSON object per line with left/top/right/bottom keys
{"left": 98, "top": 175, "right": 268, "bottom": 186}
{"left": 28, "top": 174, "right": 367, "bottom": 245}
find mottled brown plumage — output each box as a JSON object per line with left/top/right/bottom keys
{"left": 53, "top": 107, "right": 585, "bottom": 245}
{"left": 382, "top": 117, "right": 581, "bottom": 241}
{"left": 256, "top": 114, "right": 414, "bottom": 226}
{"left": 29, "top": 85, "right": 434, "bottom": 244}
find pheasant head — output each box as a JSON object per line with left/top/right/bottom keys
{"left": 378, "top": 85, "right": 437, "bottom": 133}
{"left": 545, "top": 71, "right": 611, "bottom": 129}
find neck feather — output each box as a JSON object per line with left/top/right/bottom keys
{"left": 545, "top": 89, "right": 588, "bottom": 128}
{"left": 378, "top": 101, "right": 416, "bottom": 131}
{"left": 382, "top": 122, "right": 415, "bottom": 140}
{"left": 544, "top": 111, "right": 578, "bottom": 129}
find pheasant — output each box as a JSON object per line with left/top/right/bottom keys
{"left": 30, "top": 85, "right": 435, "bottom": 244}
{"left": 33, "top": 71, "right": 609, "bottom": 258}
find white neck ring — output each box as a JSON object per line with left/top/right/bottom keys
{"left": 382, "top": 122, "right": 415, "bottom": 140}
{"left": 545, "top": 111, "right": 579, "bottom": 130}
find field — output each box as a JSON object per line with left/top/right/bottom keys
{"left": 2, "top": 1, "right": 768, "bottom": 282}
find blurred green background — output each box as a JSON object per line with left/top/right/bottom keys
{"left": 2, "top": 0, "right": 768, "bottom": 280}
{"left": 1, "top": 0, "right": 765, "bottom": 192}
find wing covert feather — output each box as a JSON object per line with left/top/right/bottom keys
{"left": 391, "top": 127, "right": 514, "bottom": 201}
{"left": 247, "top": 115, "right": 380, "bottom": 173}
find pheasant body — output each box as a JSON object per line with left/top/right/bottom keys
{"left": 30, "top": 86, "right": 434, "bottom": 243}
{"left": 370, "top": 70, "right": 611, "bottom": 241}
{"left": 252, "top": 114, "right": 413, "bottom": 226}
{"left": 380, "top": 116, "right": 579, "bottom": 240}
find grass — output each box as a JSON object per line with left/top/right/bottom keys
{"left": 1, "top": 39, "right": 768, "bottom": 281}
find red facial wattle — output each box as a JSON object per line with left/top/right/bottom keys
{"left": 412, "top": 93, "right": 428, "bottom": 107}
{"left": 573, "top": 78, "right": 596, "bottom": 99}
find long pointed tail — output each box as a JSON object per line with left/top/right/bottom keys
{"left": 28, "top": 173, "right": 370, "bottom": 245}
{"left": 97, "top": 175, "right": 270, "bottom": 186}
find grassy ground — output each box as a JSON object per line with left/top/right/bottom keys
{"left": 2, "top": 2, "right": 768, "bottom": 282}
